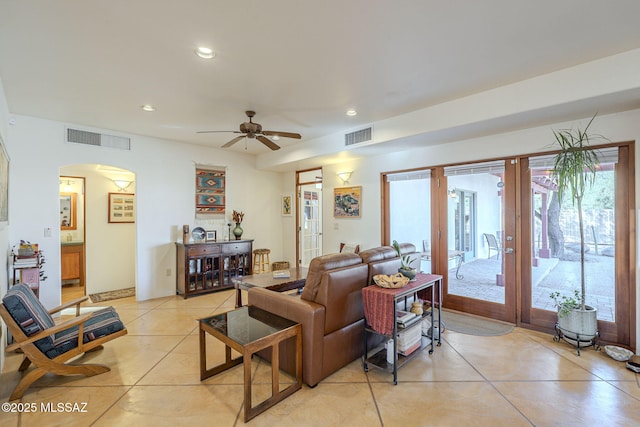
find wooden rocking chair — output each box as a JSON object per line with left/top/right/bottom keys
{"left": 1, "top": 284, "right": 127, "bottom": 401}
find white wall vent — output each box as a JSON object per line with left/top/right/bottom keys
{"left": 344, "top": 126, "right": 372, "bottom": 146}
{"left": 66, "top": 128, "right": 131, "bottom": 150}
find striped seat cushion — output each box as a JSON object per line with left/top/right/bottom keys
{"left": 3, "top": 284, "right": 56, "bottom": 354}
{"left": 49, "top": 306, "right": 125, "bottom": 358}
{"left": 3, "top": 283, "right": 126, "bottom": 359}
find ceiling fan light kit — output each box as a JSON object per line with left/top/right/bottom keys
{"left": 198, "top": 110, "right": 301, "bottom": 151}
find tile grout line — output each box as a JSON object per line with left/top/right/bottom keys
{"left": 89, "top": 292, "right": 236, "bottom": 425}
{"left": 442, "top": 335, "right": 537, "bottom": 426}
{"left": 365, "top": 365, "right": 385, "bottom": 427}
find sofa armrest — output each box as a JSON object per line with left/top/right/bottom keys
{"left": 248, "top": 287, "right": 326, "bottom": 386}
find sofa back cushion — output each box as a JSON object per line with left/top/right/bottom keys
{"left": 359, "top": 246, "right": 396, "bottom": 264}
{"left": 360, "top": 243, "right": 417, "bottom": 285}
{"left": 300, "top": 252, "right": 362, "bottom": 301}
{"left": 314, "top": 263, "right": 369, "bottom": 335}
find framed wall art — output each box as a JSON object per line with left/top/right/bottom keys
{"left": 281, "top": 194, "right": 292, "bottom": 216}
{"left": 206, "top": 230, "right": 217, "bottom": 241}
{"left": 108, "top": 193, "right": 135, "bottom": 223}
{"left": 334, "top": 186, "right": 361, "bottom": 218}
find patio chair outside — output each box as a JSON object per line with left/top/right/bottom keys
{"left": 483, "top": 233, "right": 501, "bottom": 259}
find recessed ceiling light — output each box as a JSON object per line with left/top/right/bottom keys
{"left": 141, "top": 104, "right": 156, "bottom": 112}
{"left": 272, "top": 135, "right": 280, "bottom": 141}
{"left": 195, "top": 46, "right": 215, "bottom": 59}
{"left": 346, "top": 109, "right": 357, "bottom": 116}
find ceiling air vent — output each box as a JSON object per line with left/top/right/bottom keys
{"left": 66, "top": 128, "right": 131, "bottom": 150}
{"left": 344, "top": 126, "right": 372, "bottom": 146}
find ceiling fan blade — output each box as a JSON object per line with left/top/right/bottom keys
{"left": 256, "top": 135, "right": 280, "bottom": 151}
{"left": 197, "top": 130, "right": 242, "bottom": 134}
{"left": 262, "top": 130, "right": 301, "bottom": 139}
{"left": 222, "top": 135, "right": 246, "bottom": 148}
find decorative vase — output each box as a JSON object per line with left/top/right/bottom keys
{"left": 182, "top": 225, "right": 190, "bottom": 244}
{"left": 232, "top": 223, "right": 243, "bottom": 240}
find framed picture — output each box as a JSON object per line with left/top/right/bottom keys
{"left": 108, "top": 193, "right": 135, "bottom": 223}
{"left": 281, "top": 194, "right": 292, "bottom": 216}
{"left": 334, "top": 186, "right": 361, "bottom": 218}
{"left": 206, "top": 230, "right": 217, "bottom": 241}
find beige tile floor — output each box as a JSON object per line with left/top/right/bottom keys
{"left": 1, "top": 289, "right": 639, "bottom": 426}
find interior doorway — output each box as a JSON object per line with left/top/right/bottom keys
{"left": 59, "top": 175, "right": 85, "bottom": 303}
{"left": 60, "top": 164, "right": 136, "bottom": 304}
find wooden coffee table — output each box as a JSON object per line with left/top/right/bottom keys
{"left": 233, "top": 267, "right": 308, "bottom": 307}
{"left": 199, "top": 306, "right": 302, "bottom": 422}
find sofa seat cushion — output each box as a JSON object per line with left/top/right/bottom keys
{"left": 49, "top": 306, "right": 125, "bottom": 359}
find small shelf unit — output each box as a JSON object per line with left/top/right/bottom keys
{"left": 363, "top": 274, "right": 442, "bottom": 384}
{"left": 11, "top": 251, "right": 43, "bottom": 298}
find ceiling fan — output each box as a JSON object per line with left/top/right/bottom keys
{"left": 197, "top": 110, "right": 301, "bottom": 151}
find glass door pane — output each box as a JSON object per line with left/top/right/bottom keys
{"left": 388, "top": 172, "right": 431, "bottom": 272}
{"left": 447, "top": 172, "right": 505, "bottom": 305}
{"left": 299, "top": 187, "right": 322, "bottom": 266}
{"left": 529, "top": 162, "right": 616, "bottom": 322}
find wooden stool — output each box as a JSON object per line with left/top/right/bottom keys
{"left": 253, "top": 249, "right": 271, "bottom": 274}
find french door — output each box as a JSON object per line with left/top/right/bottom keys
{"left": 437, "top": 160, "right": 517, "bottom": 323}
{"left": 296, "top": 169, "right": 323, "bottom": 267}
{"left": 382, "top": 144, "right": 635, "bottom": 347}
{"left": 520, "top": 145, "right": 634, "bottom": 346}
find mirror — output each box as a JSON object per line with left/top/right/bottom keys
{"left": 60, "top": 192, "right": 77, "bottom": 230}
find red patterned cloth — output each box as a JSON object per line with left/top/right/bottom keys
{"left": 362, "top": 273, "right": 441, "bottom": 335}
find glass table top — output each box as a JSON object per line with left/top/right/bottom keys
{"left": 201, "top": 306, "right": 297, "bottom": 345}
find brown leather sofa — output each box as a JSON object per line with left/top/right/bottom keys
{"left": 247, "top": 243, "right": 417, "bottom": 387}
{"left": 248, "top": 252, "right": 368, "bottom": 387}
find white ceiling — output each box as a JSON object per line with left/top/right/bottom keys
{"left": 2, "top": 1, "right": 640, "bottom": 157}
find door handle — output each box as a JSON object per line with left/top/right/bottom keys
{"left": 504, "top": 248, "right": 514, "bottom": 254}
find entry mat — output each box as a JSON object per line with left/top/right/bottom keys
{"left": 89, "top": 287, "right": 135, "bottom": 303}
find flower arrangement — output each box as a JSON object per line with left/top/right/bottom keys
{"left": 232, "top": 210, "right": 244, "bottom": 224}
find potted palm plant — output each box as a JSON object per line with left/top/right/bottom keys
{"left": 549, "top": 114, "right": 604, "bottom": 350}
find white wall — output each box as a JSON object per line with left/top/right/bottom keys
{"left": 5, "top": 114, "right": 285, "bottom": 308}
{"left": 0, "top": 77, "right": 10, "bottom": 370}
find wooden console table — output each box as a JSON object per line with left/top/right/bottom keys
{"left": 176, "top": 240, "right": 253, "bottom": 298}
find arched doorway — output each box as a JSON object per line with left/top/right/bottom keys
{"left": 60, "top": 164, "right": 136, "bottom": 303}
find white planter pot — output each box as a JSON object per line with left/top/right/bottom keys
{"left": 557, "top": 306, "right": 598, "bottom": 340}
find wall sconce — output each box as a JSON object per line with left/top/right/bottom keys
{"left": 113, "top": 179, "right": 133, "bottom": 191}
{"left": 60, "top": 179, "right": 73, "bottom": 192}
{"left": 448, "top": 187, "right": 458, "bottom": 199}
{"left": 337, "top": 171, "right": 352, "bottom": 185}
